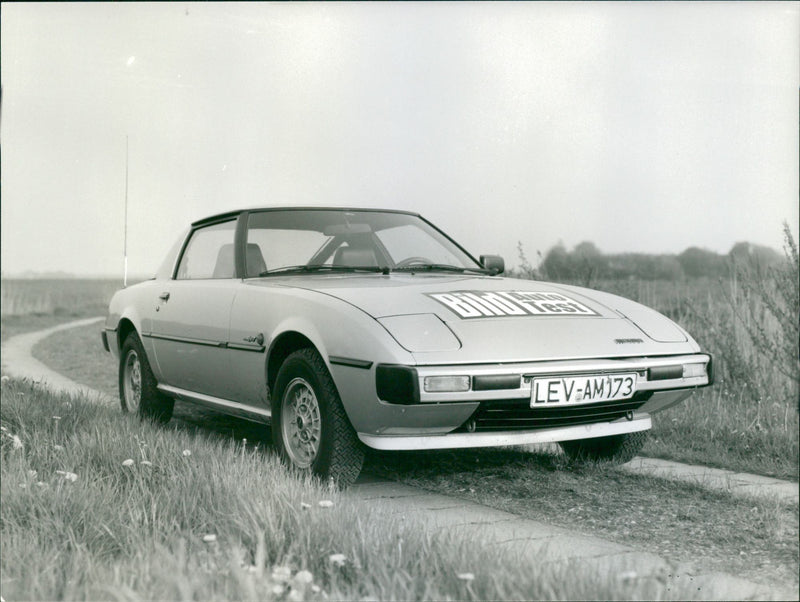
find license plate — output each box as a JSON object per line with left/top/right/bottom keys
{"left": 531, "top": 373, "right": 637, "bottom": 406}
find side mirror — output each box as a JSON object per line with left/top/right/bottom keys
{"left": 480, "top": 254, "right": 505, "bottom": 275}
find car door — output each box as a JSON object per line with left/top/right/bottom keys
{"left": 149, "top": 218, "right": 238, "bottom": 400}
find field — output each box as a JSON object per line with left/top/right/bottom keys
{"left": 6, "top": 378, "right": 777, "bottom": 601}
{"left": 1, "top": 275, "right": 798, "bottom": 599}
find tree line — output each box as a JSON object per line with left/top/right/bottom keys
{"left": 513, "top": 240, "right": 783, "bottom": 283}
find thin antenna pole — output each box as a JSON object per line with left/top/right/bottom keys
{"left": 124, "top": 136, "right": 129, "bottom": 288}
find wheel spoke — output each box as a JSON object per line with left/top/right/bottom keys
{"left": 281, "top": 378, "right": 322, "bottom": 468}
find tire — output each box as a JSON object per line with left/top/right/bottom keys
{"left": 272, "top": 348, "right": 364, "bottom": 487}
{"left": 559, "top": 431, "right": 647, "bottom": 464}
{"left": 119, "top": 333, "right": 174, "bottom": 424}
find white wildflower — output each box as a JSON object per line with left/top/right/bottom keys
{"left": 292, "top": 570, "right": 314, "bottom": 587}
{"left": 36, "top": 481, "right": 47, "bottom": 488}
{"left": 122, "top": 459, "right": 135, "bottom": 467}
{"left": 328, "top": 553, "right": 347, "bottom": 567}
{"left": 56, "top": 471, "right": 78, "bottom": 482}
{"left": 202, "top": 534, "right": 217, "bottom": 543}
{"left": 1, "top": 375, "right": 10, "bottom": 383}
{"left": 11, "top": 434, "right": 23, "bottom": 450}
{"left": 311, "top": 585, "right": 321, "bottom": 594}
{"left": 182, "top": 449, "right": 191, "bottom": 457}
{"left": 52, "top": 416, "right": 61, "bottom": 420}
{"left": 271, "top": 566, "right": 292, "bottom": 583}
{"left": 318, "top": 500, "right": 334, "bottom": 508}
{"left": 301, "top": 502, "right": 312, "bottom": 510}
{"left": 271, "top": 585, "right": 285, "bottom": 596}
{"left": 53, "top": 445, "right": 64, "bottom": 451}
{"left": 288, "top": 589, "right": 305, "bottom": 602}
{"left": 457, "top": 572, "right": 475, "bottom": 582}
{"left": 28, "top": 470, "right": 38, "bottom": 478}
{"left": 140, "top": 460, "right": 152, "bottom": 466}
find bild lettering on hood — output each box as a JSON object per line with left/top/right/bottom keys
{"left": 426, "top": 291, "right": 600, "bottom": 319}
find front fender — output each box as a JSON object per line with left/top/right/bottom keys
{"left": 105, "top": 281, "right": 162, "bottom": 377}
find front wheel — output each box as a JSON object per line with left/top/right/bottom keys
{"left": 272, "top": 348, "right": 364, "bottom": 487}
{"left": 119, "top": 333, "right": 174, "bottom": 424}
{"left": 559, "top": 431, "right": 647, "bottom": 464}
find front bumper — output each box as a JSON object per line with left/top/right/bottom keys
{"left": 359, "top": 412, "right": 652, "bottom": 451}
{"left": 333, "top": 353, "right": 710, "bottom": 440}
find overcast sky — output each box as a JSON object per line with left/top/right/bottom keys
{"left": 2, "top": 2, "right": 798, "bottom": 277}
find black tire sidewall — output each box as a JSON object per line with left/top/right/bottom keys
{"left": 272, "top": 351, "right": 336, "bottom": 476}
{"left": 272, "top": 349, "right": 363, "bottom": 484}
{"left": 119, "top": 333, "right": 173, "bottom": 423}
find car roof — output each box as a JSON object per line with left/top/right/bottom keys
{"left": 191, "top": 207, "right": 421, "bottom": 227}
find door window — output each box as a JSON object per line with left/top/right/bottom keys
{"left": 175, "top": 220, "right": 237, "bottom": 279}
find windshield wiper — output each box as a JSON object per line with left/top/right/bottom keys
{"left": 259, "top": 265, "right": 390, "bottom": 277}
{"left": 392, "top": 263, "right": 492, "bottom": 275}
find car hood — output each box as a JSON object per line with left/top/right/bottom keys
{"left": 256, "top": 274, "right": 698, "bottom": 363}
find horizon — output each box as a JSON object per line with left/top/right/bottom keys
{"left": 0, "top": 233, "right": 787, "bottom": 281}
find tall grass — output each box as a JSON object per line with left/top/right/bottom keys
{"left": 1, "top": 379, "right": 716, "bottom": 601}
{"left": 530, "top": 228, "right": 800, "bottom": 479}
{"left": 1, "top": 279, "right": 123, "bottom": 318}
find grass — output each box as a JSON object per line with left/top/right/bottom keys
{"left": 0, "top": 278, "right": 125, "bottom": 340}
{"left": 0, "top": 378, "right": 741, "bottom": 602}
{"left": 0, "top": 278, "right": 123, "bottom": 318}
{"left": 582, "top": 276, "right": 799, "bottom": 481}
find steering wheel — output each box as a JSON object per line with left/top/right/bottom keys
{"left": 395, "top": 256, "right": 433, "bottom": 268}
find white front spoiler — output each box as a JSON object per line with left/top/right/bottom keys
{"left": 358, "top": 414, "right": 651, "bottom": 451}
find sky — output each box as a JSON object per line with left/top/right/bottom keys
{"left": 1, "top": 1, "right": 798, "bottom": 277}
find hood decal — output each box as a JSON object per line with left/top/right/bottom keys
{"left": 426, "top": 290, "right": 600, "bottom": 319}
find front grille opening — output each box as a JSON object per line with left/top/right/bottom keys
{"left": 455, "top": 393, "right": 652, "bottom": 432}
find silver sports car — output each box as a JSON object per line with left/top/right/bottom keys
{"left": 102, "top": 207, "right": 712, "bottom": 485}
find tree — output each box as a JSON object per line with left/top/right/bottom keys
{"left": 677, "top": 247, "right": 727, "bottom": 278}
{"left": 541, "top": 243, "right": 572, "bottom": 281}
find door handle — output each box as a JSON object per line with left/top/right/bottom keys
{"left": 158, "top": 292, "right": 170, "bottom": 302}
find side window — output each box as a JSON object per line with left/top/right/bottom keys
{"left": 175, "top": 220, "right": 237, "bottom": 280}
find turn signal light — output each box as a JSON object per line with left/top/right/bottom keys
{"left": 683, "top": 363, "right": 707, "bottom": 378}
{"left": 424, "top": 375, "right": 471, "bottom": 393}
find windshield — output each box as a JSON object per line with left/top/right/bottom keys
{"left": 244, "top": 209, "right": 485, "bottom": 277}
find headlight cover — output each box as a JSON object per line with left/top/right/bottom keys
{"left": 378, "top": 314, "right": 462, "bottom": 352}
{"left": 616, "top": 305, "right": 688, "bottom": 343}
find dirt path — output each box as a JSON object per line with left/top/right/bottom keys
{"left": 1, "top": 317, "right": 115, "bottom": 404}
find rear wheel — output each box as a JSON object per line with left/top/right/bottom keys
{"left": 559, "top": 431, "right": 647, "bottom": 464}
{"left": 119, "top": 333, "right": 174, "bottom": 424}
{"left": 272, "top": 348, "right": 364, "bottom": 487}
